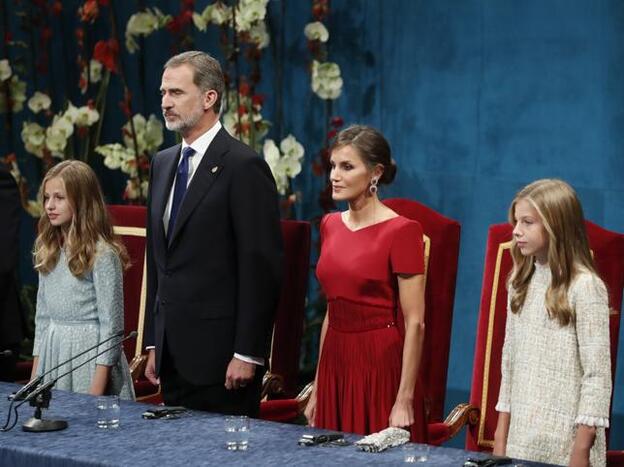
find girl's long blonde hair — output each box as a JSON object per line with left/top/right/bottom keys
{"left": 34, "top": 160, "right": 129, "bottom": 277}
{"left": 508, "top": 179, "right": 597, "bottom": 326}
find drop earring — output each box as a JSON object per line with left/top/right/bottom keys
{"left": 369, "top": 178, "right": 379, "bottom": 195}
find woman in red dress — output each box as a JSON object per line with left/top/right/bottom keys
{"left": 304, "top": 125, "right": 427, "bottom": 442}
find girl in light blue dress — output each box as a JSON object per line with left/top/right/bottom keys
{"left": 31, "top": 160, "right": 134, "bottom": 399}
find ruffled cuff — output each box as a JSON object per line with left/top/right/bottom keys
{"left": 575, "top": 415, "right": 609, "bottom": 428}
{"left": 495, "top": 401, "right": 510, "bottom": 413}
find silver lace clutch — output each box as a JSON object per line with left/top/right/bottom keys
{"left": 354, "top": 427, "right": 410, "bottom": 453}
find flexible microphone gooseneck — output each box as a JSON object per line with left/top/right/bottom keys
{"left": 1, "top": 331, "right": 137, "bottom": 432}
{"left": 12, "top": 330, "right": 127, "bottom": 401}
{"left": 16, "top": 331, "right": 138, "bottom": 409}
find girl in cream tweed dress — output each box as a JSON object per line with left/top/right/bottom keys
{"left": 494, "top": 179, "right": 611, "bottom": 467}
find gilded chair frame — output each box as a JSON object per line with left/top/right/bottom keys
{"left": 112, "top": 225, "right": 157, "bottom": 389}
{"left": 477, "top": 239, "right": 512, "bottom": 449}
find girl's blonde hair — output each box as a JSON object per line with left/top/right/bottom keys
{"left": 34, "top": 160, "right": 129, "bottom": 277}
{"left": 508, "top": 178, "right": 597, "bottom": 326}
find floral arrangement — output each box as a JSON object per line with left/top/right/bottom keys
{"left": 304, "top": 2, "right": 343, "bottom": 101}
{"left": 1, "top": 0, "right": 336, "bottom": 214}
{"left": 303, "top": 0, "right": 345, "bottom": 213}
{"left": 0, "top": 59, "right": 27, "bottom": 113}
{"left": 96, "top": 114, "right": 164, "bottom": 201}
{"left": 262, "top": 135, "right": 305, "bottom": 196}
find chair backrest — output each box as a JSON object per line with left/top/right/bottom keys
{"left": 466, "top": 221, "right": 624, "bottom": 452}
{"left": 107, "top": 205, "right": 148, "bottom": 364}
{"left": 269, "top": 220, "right": 311, "bottom": 397}
{"left": 383, "top": 198, "right": 461, "bottom": 423}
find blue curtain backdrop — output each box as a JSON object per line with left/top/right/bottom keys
{"left": 2, "top": 0, "right": 623, "bottom": 448}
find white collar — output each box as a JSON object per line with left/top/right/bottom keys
{"left": 181, "top": 120, "right": 222, "bottom": 157}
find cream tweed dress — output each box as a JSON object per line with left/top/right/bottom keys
{"left": 33, "top": 242, "right": 134, "bottom": 400}
{"left": 496, "top": 263, "right": 611, "bottom": 466}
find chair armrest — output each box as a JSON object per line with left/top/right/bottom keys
{"left": 129, "top": 354, "right": 147, "bottom": 381}
{"left": 427, "top": 403, "right": 480, "bottom": 446}
{"left": 261, "top": 372, "right": 285, "bottom": 400}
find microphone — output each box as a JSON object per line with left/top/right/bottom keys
{"left": 18, "top": 331, "right": 138, "bottom": 408}
{"left": 17, "top": 331, "right": 138, "bottom": 433}
{"left": 12, "top": 330, "right": 128, "bottom": 401}
{"left": 0, "top": 350, "right": 13, "bottom": 358}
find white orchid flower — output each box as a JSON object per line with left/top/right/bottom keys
{"left": 0, "top": 59, "right": 12, "bottom": 81}
{"left": 304, "top": 22, "right": 329, "bottom": 42}
{"left": 280, "top": 134, "right": 305, "bottom": 161}
{"left": 27, "top": 92, "right": 52, "bottom": 114}
{"left": 21, "top": 121, "right": 46, "bottom": 158}
{"left": 311, "top": 60, "right": 343, "bottom": 100}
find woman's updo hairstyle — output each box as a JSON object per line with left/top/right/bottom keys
{"left": 330, "top": 124, "right": 397, "bottom": 185}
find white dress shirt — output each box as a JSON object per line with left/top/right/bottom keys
{"left": 150, "top": 121, "right": 264, "bottom": 367}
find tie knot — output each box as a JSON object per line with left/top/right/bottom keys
{"left": 182, "top": 146, "right": 195, "bottom": 159}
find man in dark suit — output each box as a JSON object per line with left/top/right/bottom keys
{"left": 0, "top": 166, "right": 23, "bottom": 381}
{"left": 143, "top": 51, "right": 282, "bottom": 416}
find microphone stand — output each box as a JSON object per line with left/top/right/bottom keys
{"left": 11, "top": 330, "right": 125, "bottom": 402}
{"left": 20, "top": 381, "right": 63, "bottom": 432}
{"left": 15, "top": 332, "right": 137, "bottom": 433}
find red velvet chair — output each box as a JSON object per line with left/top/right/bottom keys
{"left": 383, "top": 198, "right": 461, "bottom": 424}
{"left": 108, "top": 205, "right": 160, "bottom": 402}
{"left": 434, "top": 221, "right": 624, "bottom": 460}
{"left": 262, "top": 220, "right": 311, "bottom": 398}
{"left": 260, "top": 199, "right": 462, "bottom": 426}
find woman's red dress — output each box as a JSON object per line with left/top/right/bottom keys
{"left": 315, "top": 212, "right": 428, "bottom": 442}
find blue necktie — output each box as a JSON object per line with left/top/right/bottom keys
{"left": 168, "top": 146, "right": 195, "bottom": 237}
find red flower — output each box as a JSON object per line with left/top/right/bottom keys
{"left": 166, "top": 10, "right": 192, "bottom": 34}
{"left": 311, "top": 161, "right": 324, "bottom": 176}
{"left": 98, "top": 0, "right": 110, "bottom": 5}
{"left": 312, "top": 0, "right": 329, "bottom": 20}
{"left": 237, "top": 105, "right": 247, "bottom": 116}
{"left": 327, "top": 129, "right": 337, "bottom": 140}
{"left": 42, "top": 27, "right": 53, "bottom": 42}
{"left": 330, "top": 116, "right": 344, "bottom": 128}
{"left": 93, "top": 39, "right": 119, "bottom": 73}
{"left": 4, "top": 32, "right": 12, "bottom": 44}
{"left": 52, "top": 1, "right": 63, "bottom": 16}
{"left": 80, "top": 0, "right": 99, "bottom": 23}
{"left": 119, "top": 90, "right": 133, "bottom": 118}
{"left": 139, "top": 156, "right": 150, "bottom": 171}
{"left": 251, "top": 94, "right": 265, "bottom": 107}
{"left": 239, "top": 82, "right": 250, "bottom": 97}
{"left": 5, "top": 153, "right": 17, "bottom": 164}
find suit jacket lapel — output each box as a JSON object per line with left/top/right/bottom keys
{"left": 167, "top": 128, "right": 230, "bottom": 246}
{"left": 153, "top": 144, "right": 181, "bottom": 254}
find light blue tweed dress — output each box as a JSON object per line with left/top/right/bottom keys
{"left": 33, "top": 242, "right": 135, "bottom": 400}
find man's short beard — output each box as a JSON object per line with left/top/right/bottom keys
{"left": 164, "top": 106, "right": 204, "bottom": 133}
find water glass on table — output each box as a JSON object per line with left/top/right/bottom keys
{"left": 96, "top": 395, "right": 120, "bottom": 429}
{"left": 224, "top": 415, "right": 250, "bottom": 451}
{"left": 403, "top": 443, "right": 430, "bottom": 463}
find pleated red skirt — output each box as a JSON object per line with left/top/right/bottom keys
{"left": 315, "top": 298, "right": 428, "bottom": 442}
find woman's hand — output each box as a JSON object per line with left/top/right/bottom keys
{"left": 569, "top": 445, "right": 590, "bottom": 467}
{"left": 569, "top": 425, "right": 595, "bottom": 467}
{"left": 389, "top": 396, "right": 414, "bottom": 429}
{"left": 304, "top": 388, "right": 317, "bottom": 427}
{"left": 493, "top": 412, "right": 510, "bottom": 456}
{"left": 89, "top": 364, "right": 111, "bottom": 396}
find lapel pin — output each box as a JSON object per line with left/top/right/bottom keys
{"left": 211, "top": 166, "right": 219, "bottom": 174}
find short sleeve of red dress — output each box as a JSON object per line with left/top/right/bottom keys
{"left": 390, "top": 219, "right": 425, "bottom": 275}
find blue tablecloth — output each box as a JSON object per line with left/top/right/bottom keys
{"left": 0, "top": 383, "right": 552, "bottom": 466}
